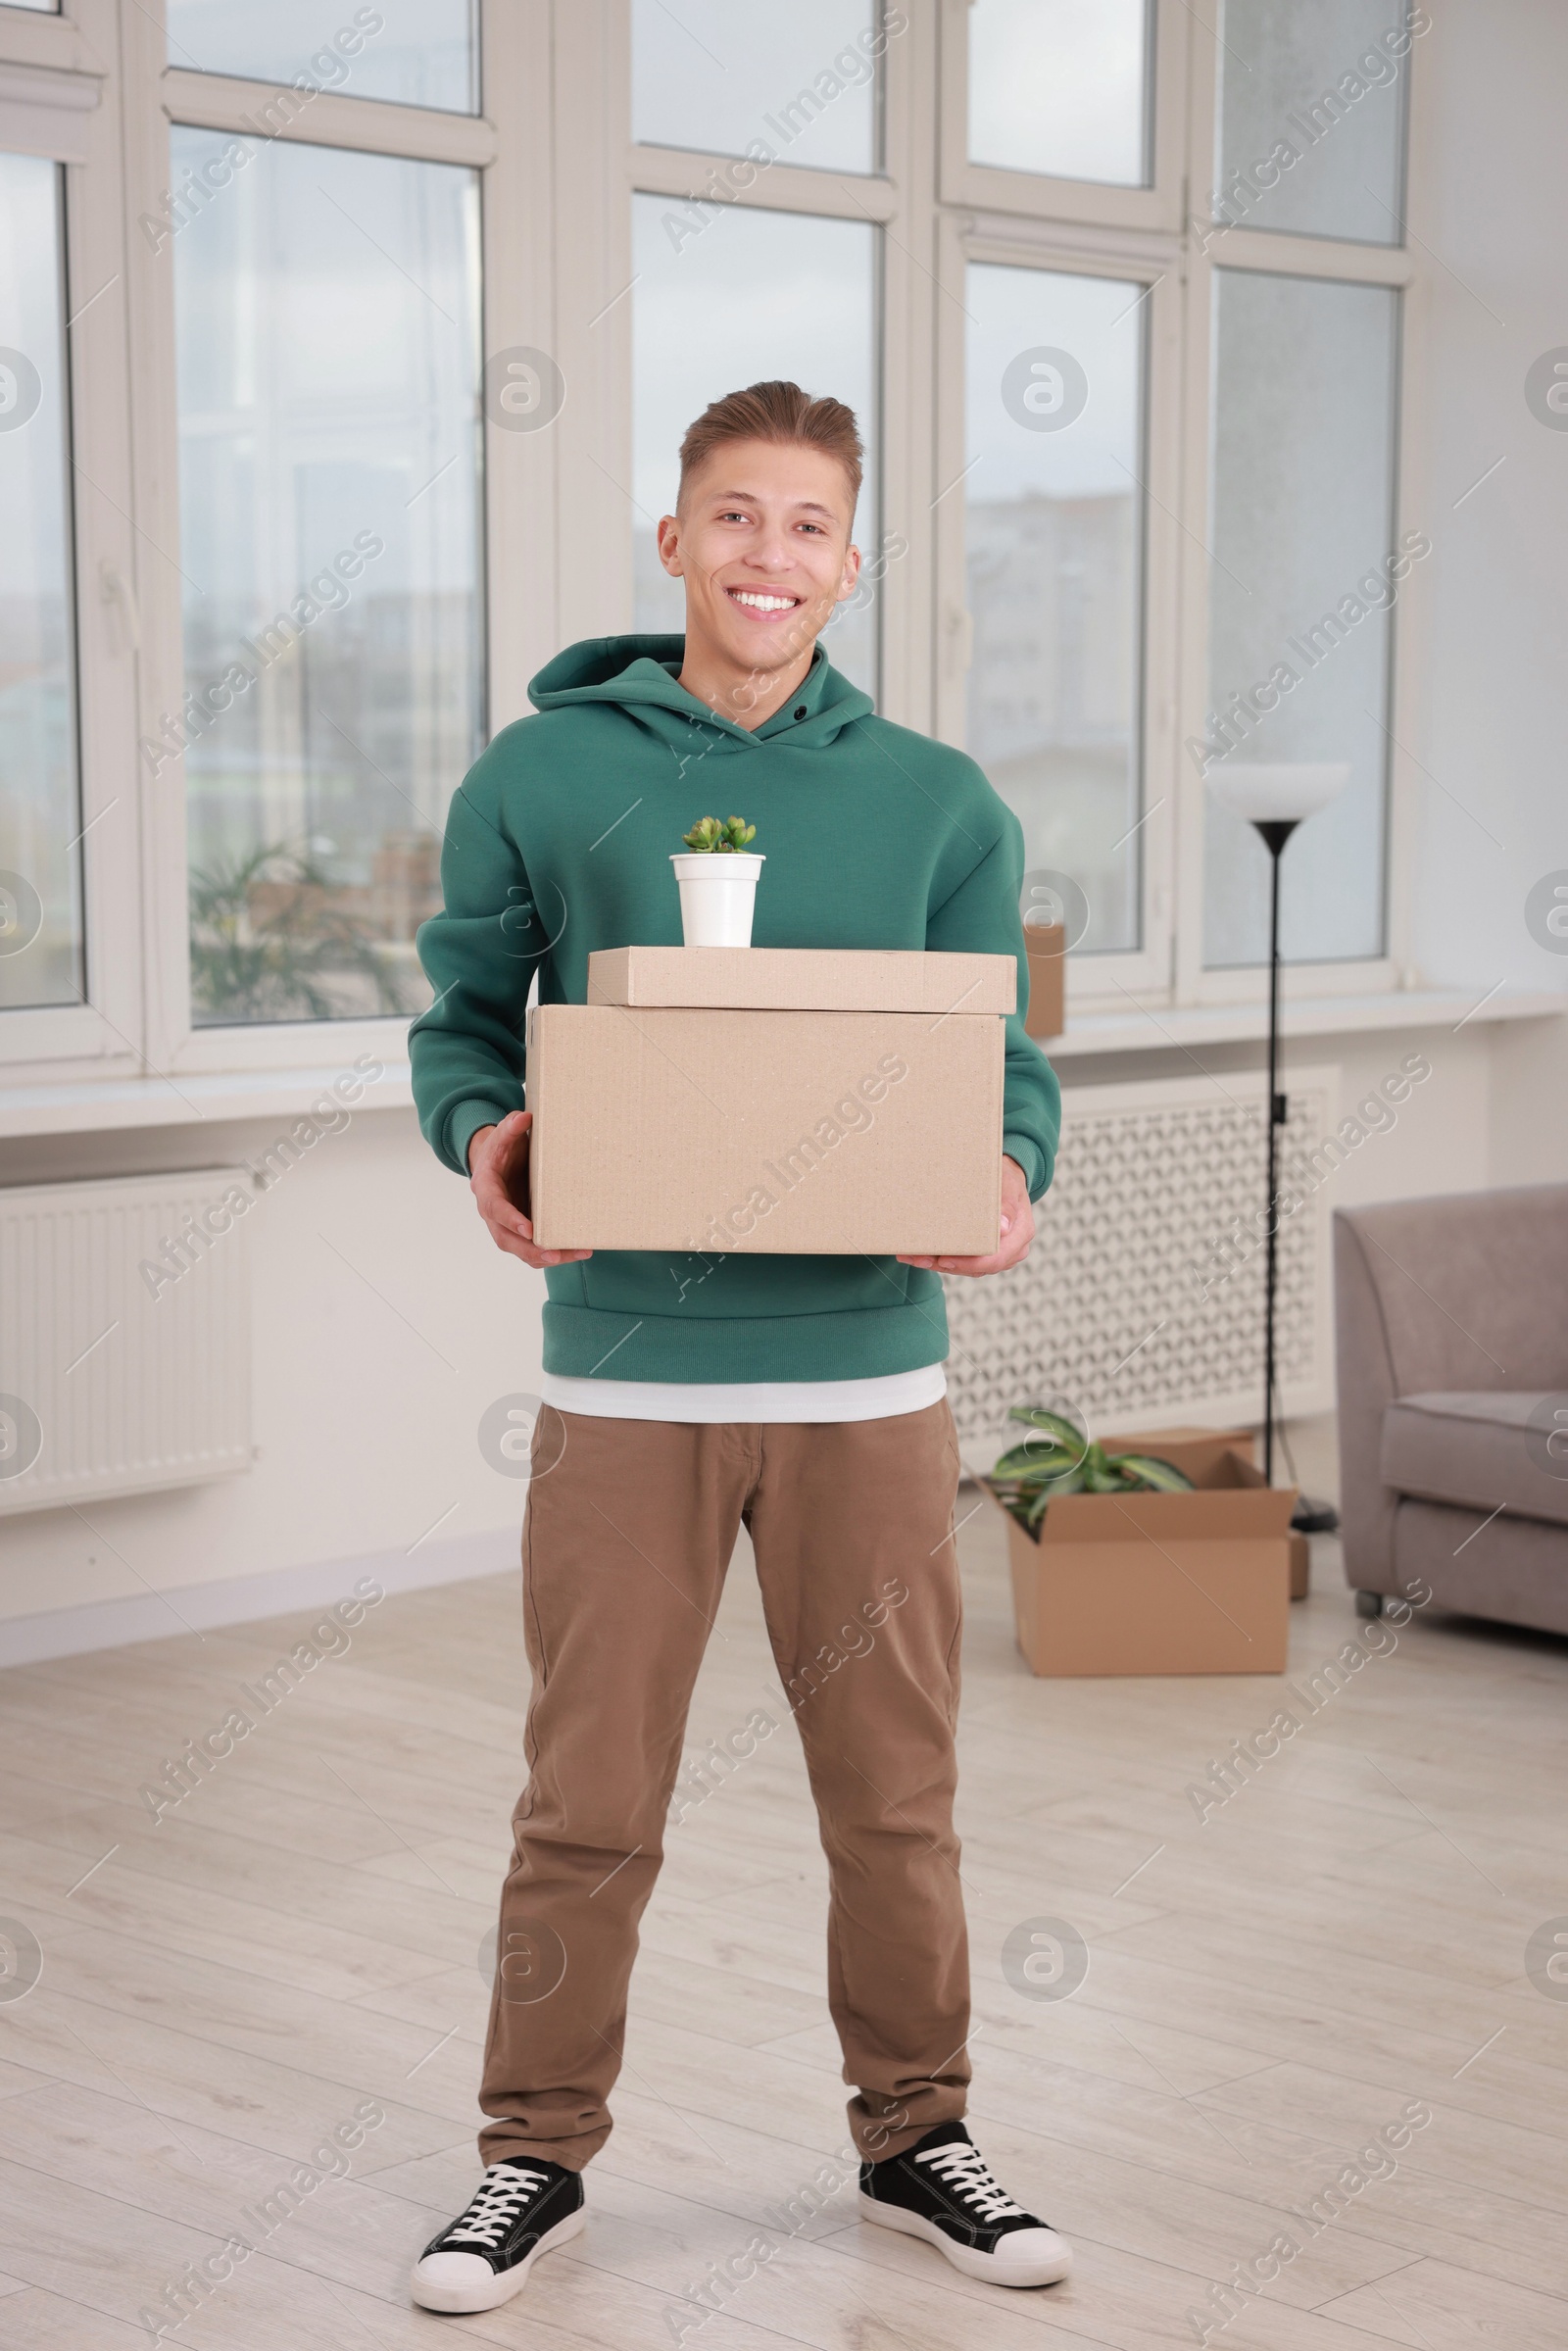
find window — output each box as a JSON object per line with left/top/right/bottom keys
{"left": 1202, "top": 270, "right": 1399, "bottom": 967}
{"left": 1213, "top": 0, "right": 1412, "bottom": 245}
{"left": 1191, "top": 5, "right": 1415, "bottom": 983}
{"left": 963, "top": 264, "right": 1146, "bottom": 953}
{"left": 0, "top": 154, "right": 80, "bottom": 1012}
{"left": 631, "top": 195, "right": 879, "bottom": 694}
{"left": 166, "top": 1, "right": 480, "bottom": 116}
{"left": 170, "top": 131, "right": 483, "bottom": 1025}
{"left": 967, "top": 0, "right": 1152, "bottom": 187}
{"left": 632, "top": 0, "right": 881, "bottom": 174}
{"left": 0, "top": 0, "right": 1427, "bottom": 1106}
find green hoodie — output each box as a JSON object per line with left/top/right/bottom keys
{"left": 410, "top": 634, "right": 1059, "bottom": 1382}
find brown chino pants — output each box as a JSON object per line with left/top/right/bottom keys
{"left": 477, "top": 1398, "right": 970, "bottom": 2170}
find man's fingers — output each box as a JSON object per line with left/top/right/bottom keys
{"left": 481, "top": 1212, "right": 590, "bottom": 1269}
{"left": 928, "top": 1232, "right": 1035, "bottom": 1277}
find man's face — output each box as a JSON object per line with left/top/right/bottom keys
{"left": 658, "top": 437, "right": 861, "bottom": 690}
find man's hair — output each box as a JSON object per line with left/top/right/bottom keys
{"left": 677, "top": 379, "right": 862, "bottom": 514}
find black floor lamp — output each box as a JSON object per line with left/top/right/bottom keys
{"left": 1206, "top": 763, "right": 1349, "bottom": 1522}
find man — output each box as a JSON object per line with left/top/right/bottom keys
{"left": 407, "top": 381, "right": 1066, "bottom": 2315}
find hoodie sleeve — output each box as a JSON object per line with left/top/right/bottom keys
{"left": 409, "top": 777, "right": 543, "bottom": 1175}
{"left": 925, "top": 819, "right": 1061, "bottom": 1202}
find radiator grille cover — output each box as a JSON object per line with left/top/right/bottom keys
{"left": 944, "top": 1067, "right": 1337, "bottom": 1467}
{"left": 0, "top": 1169, "right": 253, "bottom": 1515}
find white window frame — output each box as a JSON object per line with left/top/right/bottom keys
{"left": 1172, "top": 9, "right": 1419, "bottom": 1008}
{"left": 931, "top": 209, "right": 1184, "bottom": 1000}
{"left": 938, "top": 0, "right": 1190, "bottom": 235}
{"left": 1, "top": 0, "right": 144, "bottom": 1072}
{"left": 125, "top": 0, "right": 554, "bottom": 1077}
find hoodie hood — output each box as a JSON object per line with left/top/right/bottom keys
{"left": 527, "top": 632, "right": 874, "bottom": 755}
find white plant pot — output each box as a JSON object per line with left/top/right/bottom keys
{"left": 670, "top": 852, "right": 764, "bottom": 948}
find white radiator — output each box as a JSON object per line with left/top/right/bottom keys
{"left": 944, "top": 1065, "right": 1339, "bottom": 1469}
{"left": 0, "top": 1169, "right": 253, "bottom": 1515}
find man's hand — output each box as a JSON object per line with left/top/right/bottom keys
{"left": 467, "top": 1110, "right": 592, "bottom": 1268}
{"left": 897, "top": 1155, "right": 1034, "bottom": 1279}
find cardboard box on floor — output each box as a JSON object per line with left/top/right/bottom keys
{"left": 528, "top": 947, "right": 1015, "bottom": 1255}
{"left": 981, "top": 1425, "right": 1299, "bottom": 1676}
{"left": 1023, "top": 922, "right": 1065, "bottom": 1041}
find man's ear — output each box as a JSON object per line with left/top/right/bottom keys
{"left": 656, "top": 512, "right": 684, "bottom": 578}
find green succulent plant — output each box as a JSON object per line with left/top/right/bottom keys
{"left": 990, "top": 1404, "right": 1195, "bottom": 1532}
{"left": 682, "top": 814, "right": 757, "bottom": 854}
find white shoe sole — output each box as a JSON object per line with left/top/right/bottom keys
{"left": 858, "top": 2192, "right": 1072, "bottom": 2286}
{"left": 411, "top": 2204, "right": 585, "bottom": 2313}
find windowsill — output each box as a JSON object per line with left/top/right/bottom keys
{"left": 1045, "top": 984, "right": 1566, "bottom": 1060}
{"left": 0, "top": 1059, "right": 416, "bottom": 1142}
{"left": 0, "top": 986, "right": 1561, "bottom": 1141}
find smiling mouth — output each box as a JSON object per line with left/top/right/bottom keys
{"left": 725, "top": 587, "right": 803, "bottom": 615}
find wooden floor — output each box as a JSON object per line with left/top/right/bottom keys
{"left": 2, "top": 1424, "right": 1566, "bottom": 2351}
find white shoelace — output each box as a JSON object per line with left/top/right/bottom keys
{"left": 443, "top": 2162, "right": 553, "bottom": 2250}
{"left": 914, "top": 2140, "right": 1025, "bottom": 2225}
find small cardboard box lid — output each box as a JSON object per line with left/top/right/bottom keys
{"left": 587, "top": 946, "right": 1015, "bottom": 1015}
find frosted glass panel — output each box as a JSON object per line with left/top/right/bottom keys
{"left": 1214, "top": 0, "right": 1413, "bottom": 244}
{"left": 172, "top": 131, "right": 483, "bottom": 1025}
{"left": 969, "top": 0, "right": 1151, "bottom": 187}
{"left": 965, "top": 264, "right": 1146, "bottom": 955}
{"left": 1202, "top": 271, "right": 1401, "bottom": 967}
{"left": 632, "top": 0, "right": 879, "bottom": 175}
{"left": 168, "top": 1, "right": 478, "bottom": 115}
{"left": 0, "top": 154, "right": 82, "bottom": 1012}
{"left": 631, "top": 195, "right": 879, "bottom": 696}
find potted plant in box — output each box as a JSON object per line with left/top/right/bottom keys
{"left": 988, "top": 1406, "right": 1194, "bottom": 1536}
{"left": 983, "top": 1407, "right": 1298, "bottom": 1677}
{"left": 670, "top": 815, "right": 763, "bottom": 946}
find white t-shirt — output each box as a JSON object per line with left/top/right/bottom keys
{"left": 538, "top": 1362, "right": 947, "bottom": 1424}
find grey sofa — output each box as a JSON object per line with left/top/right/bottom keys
{"left": 1334, "top": 1187, "right": 1568, "bottom": 1635}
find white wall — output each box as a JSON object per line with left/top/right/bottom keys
{"left": 0, "top": 1108, "right": 545, "bottom": 1632}
{"left": 5, "top": 0, "right": 1565, "bottom": 1649}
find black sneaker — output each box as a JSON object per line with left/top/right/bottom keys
{"left": 410, "top": 2155, "right": 585, "bottom": 2313}
{"left": 858, "top": 2121, "right": 1072, "bottom": 2286}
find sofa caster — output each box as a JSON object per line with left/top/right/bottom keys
{"left": 1354, "top": 1591, "right": 1384, "bottom": 1618}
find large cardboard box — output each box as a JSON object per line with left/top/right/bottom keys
{"left": 982, "top": 1427, "right": 1298, "bottom": 1676}
{"left": 528, "top": 948, "right": 1013, "bottom": 1255}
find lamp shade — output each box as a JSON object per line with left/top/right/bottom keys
{"left": 1206, "top": 762, "right": 1351, "bottom": 825}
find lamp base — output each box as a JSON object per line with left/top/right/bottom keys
{"left": 1291, "top": 1494, "right": 1340, "bottom": 1535}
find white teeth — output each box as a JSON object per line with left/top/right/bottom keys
{"left": 730, "top": 591, "right": 798, "bottom": 612}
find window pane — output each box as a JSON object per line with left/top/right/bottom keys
{"left": 631, "top": 195, "right": 880, "bottom": 697}
{"left": 965, "top": 264, "right": 1146, "bottom": 955}
{"left": 969, "top": 0, "right": 1151, "bottom": 187}
{"left": 632, "top": 0, "right": 879, "bottom": 175}
{"left": 1214, "top": 1, "right": 1412, "bottom": 245}
{"left": 167, "top": 0, "right": 478, "bottom": 116}
{"left": 172, "top": 131, "right": 483, "bottom": 1027}
{"left": 1202, "top": 270, "right": 1399, "bottom": 966}
{"left": 0, "top": 154, "right": 82, "bottom": 1013}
